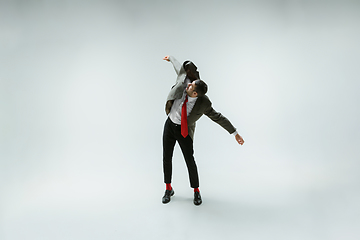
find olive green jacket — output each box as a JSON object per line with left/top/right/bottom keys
{"left": 165, "top": 56, "right": 236, "bottom": 140}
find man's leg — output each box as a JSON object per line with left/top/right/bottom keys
{"left": 162, "top": 118, "right": 177, "bottom": 204}
{"left": 163, "top": 118, "right": 177, "bottom": 186}
{"left": 177, "top": 135, "right": 202, "bottom": 205}
{"left": 177, "top": 135, "right": 199, "bottom": 189}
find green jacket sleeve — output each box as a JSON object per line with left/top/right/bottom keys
{"left": 204, "top": 105, "right": 237, "bottom": 135}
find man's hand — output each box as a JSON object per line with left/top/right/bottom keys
{"left": 235, "top": 134, "right": 244, "bottom": 145}
{"left": 163, "top": 55, "right": 170, "bottom": 62}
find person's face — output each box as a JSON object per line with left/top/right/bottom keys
{"left": 185, "top": 67, "right": 199, "bottom": 81}
{"left": 186, "top": 81, "right": 198, "bottom": 97}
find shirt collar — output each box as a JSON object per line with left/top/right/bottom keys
{"left": 183, "top": 91, "right": 197, "bottom": 101}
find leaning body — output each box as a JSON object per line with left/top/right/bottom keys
{"left": 161, "top": 55, "right": 244, "bottom": 206}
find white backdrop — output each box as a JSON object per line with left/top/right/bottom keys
{"left": 1, "top": 0, "right": 360, "bottom": 239}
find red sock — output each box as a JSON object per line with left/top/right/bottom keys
{"left": 166, "top": 183, "right": 172, "bottom": 191}
{"left": 194, "top": 188, "right": 200, "bottom": 192}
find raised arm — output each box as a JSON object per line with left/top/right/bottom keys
{"left": 163, "top": 55, "right": 182, "bottom": 75}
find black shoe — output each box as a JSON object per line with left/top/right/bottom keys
{"left": 194, "top": 191, "right": 202, "bottom": 206}
{"left": 162, "top": 189, "right": 174, "bottom": 204}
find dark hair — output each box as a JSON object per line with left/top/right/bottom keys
{"left": 194, "top": 79, "right": 208, "bottom": 96}
{"left": 183, "top": 61, "right": 197, "bottom": 71}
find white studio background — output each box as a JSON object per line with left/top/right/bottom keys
{"left": 1, "top": 0, "right": 359, "bottom": 239}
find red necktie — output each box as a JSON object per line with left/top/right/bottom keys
{"left": 181, "top": 95, "right": 188, "bottom": 138}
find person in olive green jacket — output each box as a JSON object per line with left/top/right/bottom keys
{"left": 162, "top": 55, "right": 244, "bottom": 206}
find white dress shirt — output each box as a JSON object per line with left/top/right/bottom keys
{"left": 168, "top": 91, "right": 198, "bottom": 125}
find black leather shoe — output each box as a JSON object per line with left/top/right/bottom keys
{"left": 194, "top": 192, "right": 202, "bottom": 206}
{"left": 162, "top": 189, "right": 174, "bottom": 204}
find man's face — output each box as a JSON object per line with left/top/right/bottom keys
{"left": 186, "top": 81, "right": 198, "bottom": 97}
{"left": 185, "top": 65, "right": 199, "bottom": 81}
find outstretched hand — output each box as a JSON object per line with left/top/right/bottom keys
{"left": 235, "top": 134, "right": 244, "bottom": 145}
{"left": 163, "top": 55, "right": 170, "bottom": 62}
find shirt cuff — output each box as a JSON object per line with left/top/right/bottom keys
{"left": 231, "top": 130, "right": 238, "bottom": 136}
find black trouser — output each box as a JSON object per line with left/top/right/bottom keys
{"left": 163, "top": 118, "right": 199, "bottom": 188}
